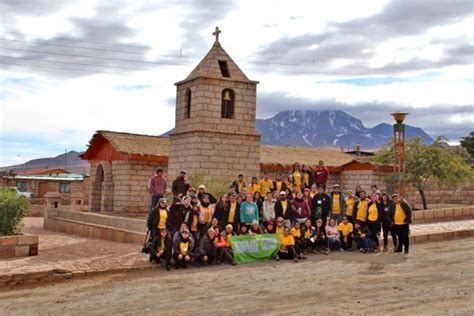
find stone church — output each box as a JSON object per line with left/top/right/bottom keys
{"left": 81, "top": 29, "right": 386, "bottom": 216}
{"left": 168, "top": 32, "right": 261, "bottom": 180}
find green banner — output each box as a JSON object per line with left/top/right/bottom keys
{"left": 230, "top": 234, "right": 281, "bottom": 264}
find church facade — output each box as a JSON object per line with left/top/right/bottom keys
{"left": 168, "top": 36, "right": 261, "bottom": 182}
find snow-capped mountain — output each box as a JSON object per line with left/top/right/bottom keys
{"left": 256, "top": 110, "right": 433, "bottom": 149}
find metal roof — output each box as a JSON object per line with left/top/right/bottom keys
{"left": 4, "top": 173, "right": 84, "bottom": 181}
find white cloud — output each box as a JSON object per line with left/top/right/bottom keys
{"left": 1, "top": 0, "right": 472, "bottom": 166}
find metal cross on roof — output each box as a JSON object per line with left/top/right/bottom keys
{"left": 212, "top": 26, "right": 221, "bottom": 42}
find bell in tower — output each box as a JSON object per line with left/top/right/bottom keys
{"left": 168, "top": 27, "right": 261, "bottom": 183}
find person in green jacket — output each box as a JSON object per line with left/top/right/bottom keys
{"left": 239, "top": 192, "right": 259, "bottom": 228}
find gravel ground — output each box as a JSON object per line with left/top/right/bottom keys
{"left": 1, "top": 238, "right": 473, "bottom": 315}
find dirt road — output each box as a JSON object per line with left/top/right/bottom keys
{"left": 1, "top": 238, "right": 473, "bottom": 315}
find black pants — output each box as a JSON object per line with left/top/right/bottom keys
{"left": 173, "top": 253, "right": 192, "bottom": 268}
{"left": 217, "top": 247, "right": 234, "bottom": 263}
{"left": 303, "top": 238, "right": 316, "bottom": 250}
{"left": 367, "top": 221, "right": 380, "bottom": 246}
{"left": 382, "top": 221, "right": 397, "bottom": 248}
{"left": 151, "top": 248, "right": 171, "bottom": 267}
{"left": 198, "top": 223, "right": 207, "bottom": 238}
{"left": 315, "top": 236, "right": 327, "bottom": 250}
{"left": 393, "top": 224, "right": 409, "bottom": 252}
{"left": 321, "top": 215, "right": 329, "bottom": 230}
{"left": 341, "top": 236, "right": 353, "bottom": 250}
{"left": 278, "top": 246, "right": 296, "bottom": 259}
{"left": 294, "top": 238, "right": 304, "bottom": 254}
{"left": 196, "top": 253, "right": 215, "bottom": 264}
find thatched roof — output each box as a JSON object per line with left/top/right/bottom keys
{"left": 260, "top": 145, "right": 353, "bottom": 167}
{"left": 99, "top": 131, "right": 169, "bottom": 157}
{"left": 83, "top": 131, "right": 353, "bottom": 167}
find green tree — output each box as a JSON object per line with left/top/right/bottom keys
{"left": 460, "top": 131, "right": 474, "bottom": 160}
{"left": 0, "top": 188, "right": 31, "bottom": 236}
{"left": 374, "top": 137, "right": 474, "bottom": 209}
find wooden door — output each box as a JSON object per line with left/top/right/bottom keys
{"left": 38, "top": 182, "right": 48, "bottom": 198}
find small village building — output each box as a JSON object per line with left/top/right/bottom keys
{"left": 0, "top": 170, "right": 89, "bottom": 215}
{"left": 80, "top": 131, "right": 169, "bottom": 215}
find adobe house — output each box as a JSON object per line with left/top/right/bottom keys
{"left": 80, "top": 131, "right": 168, "bottom": 215}
{"left": 1, "top": 170, "right": 89, "bottom": 216}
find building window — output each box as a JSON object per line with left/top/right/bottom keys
{"left": 221, "top": 89, "right": 235, "bottom": 119}
{"left": 59, "top": 183, "right": 70, "bottom": 193}
{"left": 16, "top": 181, "right": 27, "bottom": 192}
{"left": 185, "top": 88, "right": 192, "bottom": 119}
{"left": 218, "top": 60, "right": 230, "bottom": 77}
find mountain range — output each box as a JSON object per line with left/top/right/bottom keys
{"left": 0, "top": 151, "right": 89, "bottom": 174}
{"left": 164, "top": 110, "right": 433, "bottom": 149}
{"left": 257, "top": 110, "right": 433, "bottom": 149}
{"left": 1, "top": 110, "right": 433, "bottom": 173}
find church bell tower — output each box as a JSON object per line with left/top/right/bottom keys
{"left": 168, "top": 27, "right": 261, "bottom": 183}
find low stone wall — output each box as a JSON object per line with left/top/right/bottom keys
{"left": 411, "top": 229, "right": 474, "bottom": 244}
{"left": 44, "top": 208, "right": 146, "bottom": 245}
{"left": 405, "top": 181, "right": 474, "bottom": 206}
{"left": 412, "top": 206, "right": 474, "bottom": 224}
{"left": 0, "top": 235, "right": 39, "bottom": 258}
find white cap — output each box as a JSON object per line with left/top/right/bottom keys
{"left": 199, "top": 184, "right": 206, "bottom": 189}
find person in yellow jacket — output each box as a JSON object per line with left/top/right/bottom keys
{"left": 345, "top": 190, "right": 358, "bottom": 224}
{"left": 292, "top": 162, "right": 303, "bottom": 193}
{"left": 248, "top": 176, "right": 261, "bottom": 196}
{"left": 276, "top": 227, "right": 298, "bottom": 262}
{"left": 389, "top": 194, "right": 412, "bottom": 254}
{"left": 259, "top": 172, "right": 274, "bottom": 196}
{"left": 338, "top": 216, "right": 354, "bottom": 251}
{"left": 354, "top": 190, "right": 369, "bottom": 225}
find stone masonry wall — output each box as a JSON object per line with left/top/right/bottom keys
{"left": 339, "top": 170, "right": 388, "bottom": 193}
{"left": 170, "top": 74, "right": 260, "bottom": 183}
{"left": 174, "top": 78, "right": 257, "bottom": 135}
{"left": 89, "top": 161, "right": 114, "bottom": 213}
{"left": 169, "top": 131, "right": 260, "bottom": 184}
{"left": 405, "top": 180, "right": 474, "bottom": 207}
{"left": 111, "top": 160, "right": 167, "bottom": 216}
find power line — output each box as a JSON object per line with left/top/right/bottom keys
{"left": 0, "top": 46, "right": 187, "bottom": 67}
{"left": 4, "top": 31, "right": 151, "bottom": 51}
{"left": 0, "top": 55, "right": 158, "bottom": 72}
{"left": 0, "top": 37, "right": 326, "bottom": 65}
{"left": 3, "top": 38, "right": 472, "bottom": 76}
{"left": 0, "top": 38, "right": 157, "bottom": 57}
{"left": 0, "top": 40, "right": 318, "bottom": 67}
{"left": 0, "top": 60, "right": 128, "bottom": 75}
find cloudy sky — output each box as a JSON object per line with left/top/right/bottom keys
{"left": 1, "top": 0, "right": 473, "bottom": 166}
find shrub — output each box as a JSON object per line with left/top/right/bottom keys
{"left": 0, "top": 188, "right": 31, "bottom": 236}
{"left": 187, "top": 175, "right": 230, "bottom": 198}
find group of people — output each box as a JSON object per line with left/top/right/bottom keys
{"left": 146, "top": 162, "right": 412, "bottom": 270}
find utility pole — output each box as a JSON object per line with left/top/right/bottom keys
{"left": 64, "top": 149, "right": 67, "bottom": 172}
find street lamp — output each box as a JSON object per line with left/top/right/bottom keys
{"left": 391, "top": 112, "right": 408, "bottom": 196}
